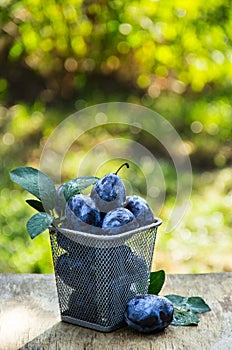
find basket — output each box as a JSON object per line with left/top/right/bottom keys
{"left": 49, "top": 218, "right": 162, "bottom": 332}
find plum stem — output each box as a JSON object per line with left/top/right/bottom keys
{"left": 115, "top": 162, "right": 129, "bottom": 175}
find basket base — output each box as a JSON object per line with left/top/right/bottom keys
{"left": 61, "top": 315, "right": 126, "bottom": 333}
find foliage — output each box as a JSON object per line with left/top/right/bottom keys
{"left": 10, "top": 166, "right": 57, "bottom": 210}
{"left": 2, "top": 160, "right": 232, "bottom": 273}
{"left": 148, "top": 270, "right": 211, "bottom": 326}
{"left": 9, "top": 166, "right": 99, "bottom": 238}
{"left": 167, "top": 295, "right": 211, "bottom": 326}
{"left": 0, "top": 1, "right": 232, "bottom": 273}
{"left": 148, "top": 269, "right": 165, "bottom": 295}
{"left": 155, "top": 167, "right": 232, "bottom": 273}
{"left": 0, "top": 1, "right": 232, "bottom": 167}
{"left": 1, "top": 0, "right": 232, "bottom": 100}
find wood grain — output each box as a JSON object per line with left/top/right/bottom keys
{"left": 0, "top": 273, "right": 231, "bottom": 350}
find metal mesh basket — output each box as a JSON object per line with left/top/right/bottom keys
{"left": 49, "top": 218, "right": 162, "bottom": 332}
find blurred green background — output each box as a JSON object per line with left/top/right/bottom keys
{"left": 1, "top": 0, "right": 232, "bottom": 274}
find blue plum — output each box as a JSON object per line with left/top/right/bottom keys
{"left": 102, "top": 208, "right": 138, "bottom": 234}
{"left": 65, "top": 194, "right": 101, "bottom": 232}
{"left": 125, "top": 195, "right": 154, "bottom": 225}
{"left": 56, "top": 230, "right": 80, "bottom": 252}
{"left": 56, "top": 230, "right": 95, "bottom": 256}
{"left": 91, "top": 173, "right": 126, "bottom": 213}
{"left": 125, "top": 253, "right": 149, "bottom": 291}
{"left": 55, "top": 252, "right": 96, "bottom": 290}
{"left": 90, "top": 163, "right": 130, "bottom": 213}
{"left": 67, "top": 290, "right": 97, "bottom": 322}
{"left": 125, "top": 294, "right": 174, "bottom": 333}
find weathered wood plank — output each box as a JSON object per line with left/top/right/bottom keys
{"left": 0, "top": 273, "right": 231, "bottom": 350}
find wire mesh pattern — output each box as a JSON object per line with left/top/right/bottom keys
{"left": 49, "top": 220, "right": 161, "bottom": 332}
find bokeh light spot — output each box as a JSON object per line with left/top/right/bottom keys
{"left": 2, "top": 133, "right": 15, "bottom": 145}
{"left": 95, "top": 112, "right": 107, "bottom": 124}
{"left": 119, "top": 23, "right": 132, "bottom": 35}
{"left": 64, "top": 57, "right": 78, "bottom": 72}
{"left": 137, "top": 74, "right": 151, "bottom": 88}
{"left": 106, "top": 56, "right": 120, "bottom": 70}
{"left": 117, "top": 41, "right": 130, "bottom": 54}
{"left": 191, "top": 121, "right": 203, "bottom": 133}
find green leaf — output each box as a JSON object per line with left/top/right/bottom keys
{"left": 186, "top": 296, "right": 211, "bottom": 314}
{"left": 55, "top": 177, "right": 100, "bottom": 217}
{"left": 172, "top": 307, "right": 200, "bottom": 326}
{"left": 165, "top": 294, "right": 211, "bottom": 326}
{"left": 165, "top": 294, "right": 211, "bottom": 314}
{"left": 148, "top": 270, "right": 165, "bottom": 295}
{"left": 10, "top": 166, "right": 56, "bottom": 211}
{"left": 26, "top": 199, "right": 45, "bottom": 212}
{"left": 60, "top": 176, "right": 99, "bottom": 201}
{"left": 26, "top": 212, "right": 54, "bottom": 239}
{"left": 165, "top": 294, "right": 187, "bottom": 306}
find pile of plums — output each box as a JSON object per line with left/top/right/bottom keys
{"left": 63, "top": 163, "right": 155, "bottom": 234}
{"left": 55, "top": 230, "right": 150, "bottom": 323}
{"left": 55, "top": 164, "right": 155, "bottom": 324}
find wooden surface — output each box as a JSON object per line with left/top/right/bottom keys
{"left": 0, "top": 273, "right": 231, "bottom": 350}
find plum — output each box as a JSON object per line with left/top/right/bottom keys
{"left": 67, "top": 290, "right": 97, "bottom": 322}
{"left": 125, "top": 195, "right": 154, "bottom": 225}
{"left": 65, "top": 194, "right": 101, "bottom": 232}
{"left": 102, "top": 208, "right": 138, "bottom": 234}
{"left": 125, "top": 253, "right": 147, "bottom": 275}
{"left": 56, "top": 230, "right": 94, "bottom": 256}
{"left": 55, "top": 252, "right": 95, "bottom": 290}
{"left": 90, "top": 163, "right": 129, "bottom": 213}
{"left": 125, "top": 294, "right": 174, "bottom": 333}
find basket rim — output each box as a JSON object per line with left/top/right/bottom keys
{"left": 49, "top": 217, "right": 162, "bottom": 242}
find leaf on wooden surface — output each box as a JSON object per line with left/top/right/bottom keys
{"left": 165, "top": 294, "right": 211, "bottom": 326}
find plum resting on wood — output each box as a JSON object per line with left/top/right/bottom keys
{"left": 125, "top": 294, "right": 174, "bottom": 333}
